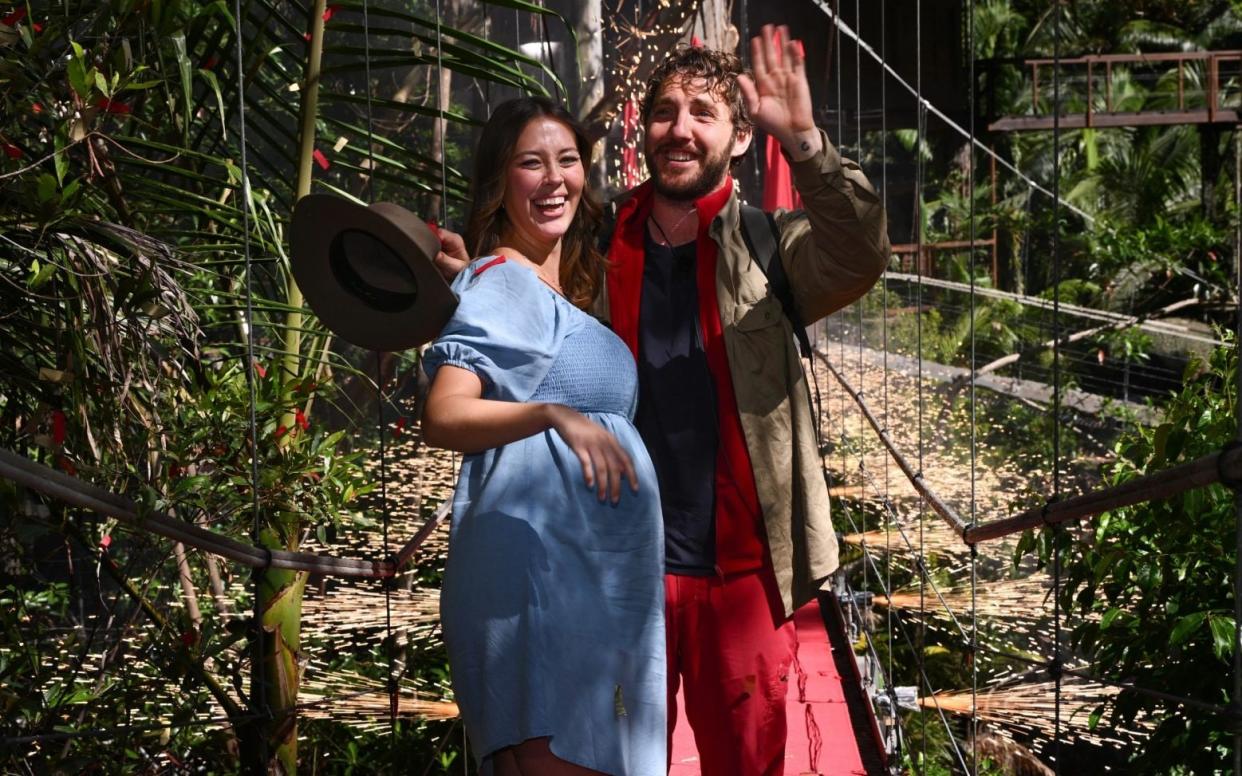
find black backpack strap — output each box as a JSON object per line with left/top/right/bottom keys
{"left": 739, "top": 205, "right": 813, "bottom": 359}
{"left": 598, "top": 198, "right": 618, "bottom": 257}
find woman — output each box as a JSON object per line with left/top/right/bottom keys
{"left": 421, "top": 97, "right": 666, "bottom": 775}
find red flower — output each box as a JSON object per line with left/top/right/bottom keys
{"left": 303, "top": 32, "right": 311, "bottom": 42}
{"left": 253, "top": 360, "right": 266, "bottom": 378}
{"left": 31, "top": 103, "right": 43, "bottom": 115}
{"left": 57, "top": 455, "right": 76, "bottom": 476}
{"left": 169, "top": 463, "right": 182, "bottom": 479}
{"left": 275, "top": 425, "right": 288, "bottom": 439}
{"left": 94, "top": 97, "right": 131, "bottom": 115}
{"left": 1, "top": 7, "right": 27, "bottom": 25}
{"left": 99, "top": 534, "right": 112, "bottom": 549}
{"left": 51, "top": 409, "right": 66, "bottom": 445}
{"left": 323, "top": 4, "right": 340, "bottom": 21}
{"left": 202, "top": 55, "right": 219, "bottom": 70}
{"left": 3, "top": 143, "right": 21, "bottom": 160}
{"left": 31, "top": 21, "right": 41, "bottom": 33}
{"left": 295, "top": 408, "right": 310, "bottom": 431}
{"left": 312, "top": 149, "right": 329, "bottom": 170}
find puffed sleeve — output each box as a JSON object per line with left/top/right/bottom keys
{"left": 422, "top": 256, "right": 567, "bottom": 402}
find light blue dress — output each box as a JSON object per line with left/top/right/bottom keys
{"left": 422, "top": 256, "right": 667, "bottom": 775}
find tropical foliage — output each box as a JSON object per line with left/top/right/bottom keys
{"left": 0, "top": 0, "right": 564, "bottom": 770}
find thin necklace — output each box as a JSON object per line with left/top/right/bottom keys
{"left": 536, "top": 272, "right": 563, "bottom": 296}
{"left": 649, "top": 206, "right": 696, "bottom": 247}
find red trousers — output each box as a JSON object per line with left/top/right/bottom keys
{"left": 665, "top": 570, "right": 798, "bottom": 776}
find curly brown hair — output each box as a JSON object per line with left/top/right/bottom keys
{"left": 639, "top": 45, "right": 754, "bottom": 164}
{"left": 463, "top": 97, "right": 605, "bottom": 311}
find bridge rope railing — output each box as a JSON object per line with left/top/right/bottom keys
{"left": 812, "top": 2, "right": 1242, "bottom": 773}
{"left": 0, "top": 447, "right": 452, "bottom": 579}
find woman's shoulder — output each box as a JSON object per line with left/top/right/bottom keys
{"left": 452, "top": 254, "right": 541, "bottom": 297}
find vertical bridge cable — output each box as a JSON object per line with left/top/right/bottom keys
{"left": 1051, "top": 4, "right": 1065, "bottom": 771}
{"left": 358, "top": 0, "right": 398, "bottom": 735}
{"left": 1234, "top": 115, "right": 1242, "bottom": 776}
{"left": 231, "top": 0, "right": 268, "bottom": 761}
{"left": 854, "top": 0, "right": 867, "bottom": 614}
{"left": 966, "top": 0, "right": 979, "bottom": 770}
{"left": 435, "top": 0, "right": 448, "bottom": 229}
{"left": 914, "top": 0, "right": 928, "bottom": 764}
{"left": 1230, "top": 71, "right": 1242, "bottom": 776}
{"left": 879, "top": 0, "right": 897, "bottom": 756}
{"left": 434, "top": 3, "right": 463, "bottom": 768}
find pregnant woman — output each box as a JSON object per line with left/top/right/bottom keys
{"left": 421, "top": 96, "right": 666, "bottom": 775}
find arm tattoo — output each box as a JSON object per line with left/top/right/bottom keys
{"left": 800, "top": 141, "right": 811, "bottom": 153}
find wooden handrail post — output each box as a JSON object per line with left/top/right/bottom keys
{"left": 1210, "top": 54, "right": 1220, "bottom": 122}
{"left": 1032, "top": 62, "right": 1040, "bottom": 112}
{"left": 1106, "top": 62, "right": 1113, "bottom": 112}
{"left": 1178, "top": 60, "right": 1184, "bottom": 111}
{"left": 1087, "top": 60, "right": 1094, "bottom": 128}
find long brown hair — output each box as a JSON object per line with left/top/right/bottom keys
{"left": 463, "top": 97, "right": 605, "bottom": 310}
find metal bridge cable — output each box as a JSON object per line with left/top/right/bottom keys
{"left": 1233, "top": 105, "right": 1242, "bottom": 776}
{"left": 232, "top": 0, "right": 269, "bottom": 755}
{"left": 883, "top": 273, "right": 1221, "bottom": 344}
{"left": 967, "top": 0, "right": 980, "bottom": 768}
{"left": 1051, "top": 4, "right": 1065, "bottom": 769}
{"left": 435, "top": 0, "right": 448, "bottom": 227}
{"left": 854, "top": 0, "right": 867, "bottom": 608}
{"left": 915, "top": 0, "right": 928, "bottom": 763}
{"left": 805, "top": 0, "right": 1095, "bottom": 226}
{"left": 359, "top": 0, "right": 397, "bottom": 734}
{"left": 879, "top": 0, "right": 896, "bottom": 747}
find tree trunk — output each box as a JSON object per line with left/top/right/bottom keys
{"left": 280, "top": 0, "right": 328, "bottom": 421}
{"left": 173, "top": 541, "right": 203, "bottom": 629}
{"left": 253, "top": 524, "right": 309, "bottom": 774}
{"left": 691, "top": 0, "right": 734, "bottom": 51}
{"left": 250, "top": 0, "right": 327, "bottom": 771}
{"left": 427, "top": 0, "right": 459, "bottom": 221}
{"left": 567, "top": 0, "right": 605, "bottom": 189}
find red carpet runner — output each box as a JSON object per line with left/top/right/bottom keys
{"left": 668, "top": 600, "right": 871, "bottom": 775}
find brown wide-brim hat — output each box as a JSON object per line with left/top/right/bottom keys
{"left": 290, "top": 194, "right": 458, "bottom": 352}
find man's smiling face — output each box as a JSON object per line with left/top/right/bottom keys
{"left": 643, "top": 75, "right": 752, "bottom": 201}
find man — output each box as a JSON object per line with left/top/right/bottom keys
{"left": 436, "top": 25, "right": 889, "bottom": 774}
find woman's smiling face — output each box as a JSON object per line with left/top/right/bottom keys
{"left": 501, "top": 116, "right": 585, "bottom": 248}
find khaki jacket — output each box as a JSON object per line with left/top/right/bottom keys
{"left": 603, "top": 130, "right": 890, "bottom": 616}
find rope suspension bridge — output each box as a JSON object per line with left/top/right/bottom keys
{"left": 3, "top": 0, "right": 1241, "bottom": 773}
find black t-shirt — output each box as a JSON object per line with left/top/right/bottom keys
{"left": 634, "top": 229, "right": 718, "bottom": 575}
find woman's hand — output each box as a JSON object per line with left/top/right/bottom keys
{"left": 431, "top": 225, "right": 471, "bottom": 281}
{"left": 546, "top": 404, "right": 639, "bottom": 504}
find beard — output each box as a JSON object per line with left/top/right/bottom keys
{"left": 646, "top": 142, "right": 733, "bottom": 202}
